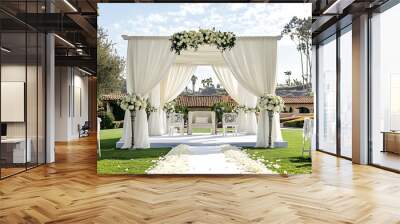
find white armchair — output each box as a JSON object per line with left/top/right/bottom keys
{"left": 302, "top": 117, "right": 314, "bottom": 157}
{"left": 168, "top": 113, "right": 184, "bottom": 136}
{"left": 188, "top": 111, "right": 216, "bottom": 135}
{"left": 222, "top": 113, "right": 239, "bottom": 136}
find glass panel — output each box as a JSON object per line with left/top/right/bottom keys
{"left": 318, "top": 36, "right": 337, "bottom": 154}
{"left": 371, "top": 4, "right": 400, "bottom": 171}
{"left": 340, "top": 28, "right": 352, "bottom": 158}
{"left": 27, "top": 31, "right": 38, "bottom": 169}
{"left": 1, "top": 30, "right": 27, "bottom": 177}
{"left": 38, "top": 32, "right": 45, "bottom": 165}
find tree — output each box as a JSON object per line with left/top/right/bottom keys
{"left": 284, "top": 71, "right": 292, "bottom": 86}
{"left": 191, "top": 75, "right": 198, "bottom": 94}
{"left": 201, "top": 77, "right": 214, "bottom": 88}
{"left": 282, "top": 16, "right": 312, "bottom": 89}
{"left": 97, "top": 27, "right": 125, "bottom": 98}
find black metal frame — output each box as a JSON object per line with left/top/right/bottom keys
{"left": 315, "top": 0, "right": 400, "bottom": 171}
{"left": 0, "top": 0, "right": 47, "bottom": 180}
{"left": 315, "top": 22, "right": 353, "bottom": 162}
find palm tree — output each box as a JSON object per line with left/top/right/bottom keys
{"left": 201, "top": 78, "right": 214, "bottom": 88}
{"left": 191, "top": 75, "right": 198, "bottom": 94}
{"left": 284, "top": 71, "right": 292, "bottom": 86}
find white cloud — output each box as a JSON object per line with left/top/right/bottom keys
{"left": 180, "top": 3, "right": 210, "bottom": 15}
{"left": 229, "top": 4, "right": 247, "bottom": 11}
{"left": 148, "top": 13, "right": 166, "bottom": 23}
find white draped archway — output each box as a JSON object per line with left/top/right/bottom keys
{"left": 119, "top": 35, "right": 282, "bottom": 149}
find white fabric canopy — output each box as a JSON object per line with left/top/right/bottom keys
{"left": 212, "top": 65, "right": 257, "bottom": 134}
{"left": 120, "top": 35, "right": 281, "bottom": 149}
{"left": 150, "top": 64, "right": 197, "bottom": 134}
{"left": 121, "top": 36, "right": 176, "bottom": 148}
{"left": 222, "top": 37, "right": 282, "bottom": 147}
{"left": 175, "top": 45, "right": 225, "bottom": 65}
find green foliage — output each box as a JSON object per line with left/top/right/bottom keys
{"left": 99, "top": 112, "right": 115, "bottom": 129}
{"left": 175, "top": 105, "right": 189, "bottom": 121}
{"left": 97, "top": 27, "right": 125, "bottom": 97}
{"left": 282, "top": 116, "right": 314, "bottom": 128}
{"left": 281, "top": 16, "right": 312, "bottom": 88}
{"left": 110, "top": 101, "right": 125, "bottom": 121}
{"left": 212, "top": 102, "right": 233, "bottom": 124}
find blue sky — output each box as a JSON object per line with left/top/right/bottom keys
{"left": 98, "top": 3, "right": 311, "bottom": 88}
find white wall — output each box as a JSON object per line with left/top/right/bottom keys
{"left": 55, "top": 66, "right": 89, "bottom": 141}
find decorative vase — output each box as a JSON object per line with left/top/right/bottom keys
{"left": 267, "top": 110, "right": 274, "bottom": 148}
{"left": 130, "top": 109, "right": 136, "bottom": 148}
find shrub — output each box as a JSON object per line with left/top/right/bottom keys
{"left": 283, "top": 118, "right": 304, "bottom": 128}
{"left": 212, "top": 102, "right": 233, "bottom": 125}
{"left": 100, "top": 112, "right": 115, "bottom": 129}
{"left": 175, "top": 105, "right": 189, "bottom": 121}
{"left": 283, "top": 116, "right": 314, "bottom": 128}
{"left": 110, "top": 101, "right": 125, "bottom": 121}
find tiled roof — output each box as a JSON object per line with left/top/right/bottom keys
{"left": 281, "top": 96, "right": 313, "bottom": 104}
{"left": 100, "top": 93, "right": 313, "bottom": 105}
{"left": 101, "top": 93, "right": 127, "bottom": 101}
{"left": 175, "top": 95, "right": 237, "bottom": 108}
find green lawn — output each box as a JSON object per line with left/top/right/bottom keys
{"left": 98, "top": 128, "right": 171, "bottom": 174}
{"left": 245, "top": 128, "right": 311, "bottom": 174}
{"left": 98, "top": 128, "right": 311, "bottom": 175}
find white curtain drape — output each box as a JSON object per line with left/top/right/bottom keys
{"left": 222, "top": 37, "right": 282, "bottom": 147}
{"left": 239, "top": 84, "right": 258, "bottom": 134}
{"left": 148, "top": 83, "right": 163, "bottom": 136}
{"left": 212, "top": 65, "right": 257, "bottom": 134}
{"left": 159, "top": 64, "right": 197, "bottom": 134}
{"left": 121, "top": 37, "right": 176, "bottom": 148}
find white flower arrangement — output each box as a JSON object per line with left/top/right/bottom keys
{"left": 163, "top": 101, "right": 176, "bottom": 114}
{"left": 120, "top": 93, "right": 148, "bottom": 111}
{"left": 220, "top": 145, "right": 274, "bottom": 174}
{"left": 257, "top": 94, "right": 284, "bottom": 113}
{"left": 170, "top": 28, "right": 236, "bottom": 55}
{"left": 245, "top": 107, "right": 258, "bottom": 113}
{"left": 233, "top": 105, "right": 247, "bottom": 114}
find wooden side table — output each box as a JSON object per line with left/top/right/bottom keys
{"left": 382, "top": 131, "right": 400, "bottom": 154}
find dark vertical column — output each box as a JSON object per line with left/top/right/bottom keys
{"left": 315, "top": 45, "right": 319, "bottom": 150}
{"left": 336, "top": 29, "right": 341, "bottom": 157}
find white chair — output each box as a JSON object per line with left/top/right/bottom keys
{"left": 168, "top": 113, "right": 184, "bottom": 136}
{"left": 222, "top": 113, "right": 239, "bottom": 136}
{"left": 97, "top": 117, "right": 101, "bottom": 158}
{"left": 188, "top": 111, "right": 216, "bottom": 135}
{"left": 302, "top": 117, "right": 314, "bottom": 157}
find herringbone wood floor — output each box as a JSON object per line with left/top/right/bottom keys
{"left": 1, "top": 135, "right": 400, "bottom": 224}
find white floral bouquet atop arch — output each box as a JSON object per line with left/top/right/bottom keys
{"left": 257, "top": 94, "right": 284, "bottom": 113}
{"left": 170, "top": 28, "right": 236, "bottom": 55}
{"left": 120, "top": 93, "right": 148, "bottom": 111}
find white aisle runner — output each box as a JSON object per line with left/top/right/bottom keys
{"left": 146, "top": 145, "right": 274, "bottom": 174}
{"left": 186, "top": 146, "right": 244, "bottom": 174}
